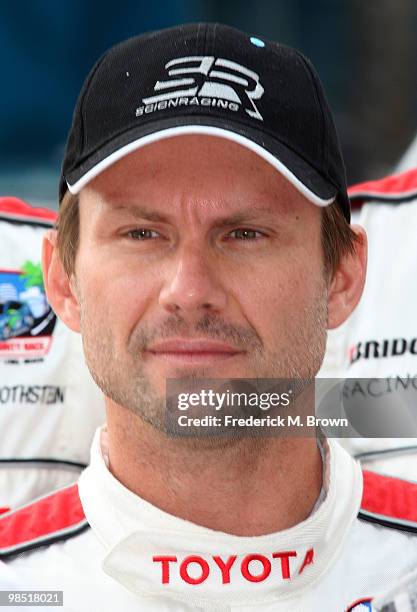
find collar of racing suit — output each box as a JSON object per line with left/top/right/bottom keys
{"left": 78, "top": 426, "right": 363, "bottom": 608}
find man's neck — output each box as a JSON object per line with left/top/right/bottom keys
{"left": 106, "top": 403, "right": 323, "bottom": 536}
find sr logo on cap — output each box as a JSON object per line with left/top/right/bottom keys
{"left": 136, "top": 56, "right": 264, "bottom": 121}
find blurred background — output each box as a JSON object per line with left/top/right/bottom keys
{"left": 1, "top": 0, "right": 416, "bottom": 209}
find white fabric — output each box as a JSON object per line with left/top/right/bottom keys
{"left": 0, "top": 218, "right": 105, "bottom": 508}
{"left": 3, "top": 426, "right": 417, "bottom": 610}
{"left": 319, "top": 196, "right": 417, "bottom": 479}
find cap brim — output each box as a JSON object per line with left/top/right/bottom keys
{"left": 66, "top": 116, "right": 337, "bottom": 207}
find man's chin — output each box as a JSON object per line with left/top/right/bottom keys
{"left": 149, "top": 360, "right": 250, "bottom": 383}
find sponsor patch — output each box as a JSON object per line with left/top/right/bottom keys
{"left": 0, "top": 385, "right": 65, "bottom": 405}
{"left": 0, "top": 262, "right": 56, "bottom": 362}
{"left": 349, "top": 337, "right": 417, "bottom": 365}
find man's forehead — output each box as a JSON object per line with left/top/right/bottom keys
{"left": 80, "top": 185, "right": 307, "bottom": 225}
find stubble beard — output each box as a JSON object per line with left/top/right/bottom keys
{"left": 77, "top": 280, "right": 328, "bottom": 438}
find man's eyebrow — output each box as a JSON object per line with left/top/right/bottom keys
{"left": 106, "top": 204, "right": 281, "bottom": 224}
{"left": 211, "top": 207, "right": 281, "bottom": 227}
{"left": 107, "top": 204, "right": 169, "bottom": 222}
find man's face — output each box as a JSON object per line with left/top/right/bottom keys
{"left": 72, "top": 135, "right": 328, "bottom": 429}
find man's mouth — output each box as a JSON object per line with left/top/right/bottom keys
{"left": 145, "top": 339, "right": 245, "bottom": 364}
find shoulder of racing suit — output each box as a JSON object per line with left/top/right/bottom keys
{"left": 359, "top": 469, "right": 417, "bottom": 534}
{"left": 1, "top": 468, "right": 417, "bottom": 560}
{"left": 348, "top": 167, "right": 417, "bottom": 208}
{"left": 0, "top": 482, "right": 89, "bottom": 559}
{"left": 0, "top": 196, "right": 57, "bottom": 227}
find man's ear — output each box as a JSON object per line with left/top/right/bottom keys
{"left": 42, "top": 229, "right": 81, "bottom": 333}
{"left": 327, "top": 225, "right": 367, "bottom": 330}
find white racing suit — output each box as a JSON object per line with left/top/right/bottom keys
{"left": 319, "top": 168, "right": 417, "bottom": 479}
{"left": 0, "top": 197, "right": 105, "bottom": 510}
{"left": 1, "top": 426, "right": 417, "bottom": 611}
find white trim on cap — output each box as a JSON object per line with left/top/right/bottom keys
{"left": 67, "top": 125, "right": 335, "bottom": 207}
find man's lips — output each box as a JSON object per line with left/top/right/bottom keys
{"left": 145, "top": 339, "right": 245, "bottom": 364}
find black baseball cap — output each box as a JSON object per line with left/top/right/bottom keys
{"left": 60, "top": 23, "right": 350, "bottom": 221}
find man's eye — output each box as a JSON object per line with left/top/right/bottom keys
{"left": 127, "top": 229, "right": 159, "bottom": 240}
{"left": 228, "top": 228, "right": 264, "bottom": 240}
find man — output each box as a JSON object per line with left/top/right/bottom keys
{"left": 1, "top": 23, "right": 417, "bottom": 611}
{"left": 0, "top": 196, "right": 105, "bottom": 510}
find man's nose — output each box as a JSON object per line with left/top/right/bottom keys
{"left": 159, "top": 244, "right": 228, "bottom": 315}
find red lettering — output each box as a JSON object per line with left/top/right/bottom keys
{"left": 180, "top": 556, "right": 210, "bottom": 585}
{"left": 298, "top": 548, "right": 314, "bottom": 575}
{"left": 213, "top": 555, "right": 237, "bottom": 584}
{"left": 0, "top": 343, "right": 19, "bottom": 350}
{"left": 153, "top": 555, "right": 177, "bottom": 584}
{"left": 241, "top": 554, "right": 271, "bottom": 583}
{"left": 24, "top": 342, "right": 42, "bottom": 350}
{"left": 272, "top": 551, "right": 297, "bottom": 580}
